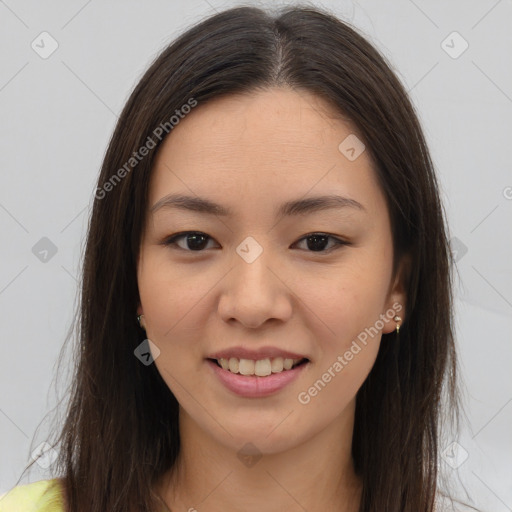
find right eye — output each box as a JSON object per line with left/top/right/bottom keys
{"left": 162, "top": 231, "right": 219, "bottom": 252}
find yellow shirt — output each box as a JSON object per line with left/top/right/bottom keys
{"left": 0, "top": 478, "right": 64, "bottom": 512}
{"left": 0, "top": 479, "right": 169, "bottom": 512}
{"left": 0, "top": 479, "right": 479, "bottom": 511}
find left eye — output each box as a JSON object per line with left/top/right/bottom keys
{"left": 293, "top": 233, "right": 348, "bottom": 253}
{"left": 163, "top": 231, "right": 218, "bottom": 251}
{"left": 162, "top": 231, "right": 348, "bottom": 253}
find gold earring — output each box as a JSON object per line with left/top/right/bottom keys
{"left": 394, "top": 316, "right": 402, "bottom": 334}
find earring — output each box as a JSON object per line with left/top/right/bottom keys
{"left": 137, "top": 314, "right": 145, "bottom": 330}
{"left": 394, "top": 316, "right": 402, "bottom": 334}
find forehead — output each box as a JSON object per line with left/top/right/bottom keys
{"left": 149, "top": 87, "right": 383, "bottom": 217}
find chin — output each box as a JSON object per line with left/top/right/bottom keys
{"left": 206, "top": 415, "right": 311, "bottom": 455}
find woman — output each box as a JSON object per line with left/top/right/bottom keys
{"left": 1, "top": 4, "right": 468, "bottom": 511}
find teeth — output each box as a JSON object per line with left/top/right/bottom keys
{"left": 239, "top": 359, "right": 254, "bottom": 375}
{"left": 217, "top": 357, "right": 304, "bottom": 376}
{"left": 283, "top": 358, "right": 293, "bottom": 370}
{"left": 255, "top": 359, "right": 272, "bottom": 377}
{"left": 228, "top": 357, "right": 239, "bottom": 373}
{"left": 271, "top": 357, "right": 284, "bottom": 373}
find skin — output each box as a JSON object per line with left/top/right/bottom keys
{"left": 137, "top": 87, "right": 408, "bottom": 512}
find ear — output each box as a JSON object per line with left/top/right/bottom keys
{"left": 381, "top": 253, "right": 411, "bottom": 334}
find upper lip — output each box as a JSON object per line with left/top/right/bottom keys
{"left": 207, "top": 346, "right": 309, "bottom": 361}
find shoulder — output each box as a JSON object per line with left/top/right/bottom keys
{"left": 0, "top": 478, "right": 65, "bottom": 512}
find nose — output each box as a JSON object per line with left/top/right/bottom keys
{"left": 217, "top": 251, "right": 293, "bottom": 329}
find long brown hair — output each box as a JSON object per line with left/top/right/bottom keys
{"left": 19, "top": 5, "right": 459, "bottom": 511}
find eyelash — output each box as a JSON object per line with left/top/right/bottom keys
{"left": 161, "top": 231, "right": 349, "bottom": 254}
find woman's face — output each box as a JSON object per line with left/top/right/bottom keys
{"left": 137, "top": 87, "right": 406, "bottom": 453}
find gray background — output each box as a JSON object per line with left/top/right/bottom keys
{"left": 0, "top": 0, "right": 511, "bottom": 510}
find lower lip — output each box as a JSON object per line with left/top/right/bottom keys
{"left": 206, "top": 359, "right": 309, "bottom": 398}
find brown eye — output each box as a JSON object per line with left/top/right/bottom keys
{"left": 294, "top": 233, "right": 348, "bottom": 253}
{"left": 163, "top": 232, "right": 218, "bottom": 251}
{"left": 162, "top": 231, "right": 348, "bottom": 254}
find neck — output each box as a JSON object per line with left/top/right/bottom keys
{"left": 157, "top": 401, "right": 362, "bottom": 512}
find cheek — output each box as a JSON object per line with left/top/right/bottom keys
{"left": 294, "top": 265, "right": 386, "bottom": 417}
{"left": 294, "top": 248, "right": 392, "bottom": 412}
{"left": 300, "top": 250, "right": 392, "bottom": 347}
{"left": 137, "top": 254, "right": 211, "bottom": 397}
{"left": 138, "top": 252, "right": 209, "bottom": 341}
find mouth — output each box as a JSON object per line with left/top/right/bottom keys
{"left": 206, "top": 356, "right": 311, "bottom": 397}
{"left": 207, "top": 356, "right": 310, "bottom": 377}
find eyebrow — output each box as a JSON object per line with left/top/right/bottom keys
{"left": 150, "top": 193, "right": 366, "bottom": 218}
